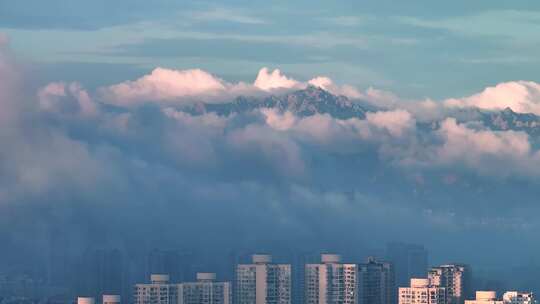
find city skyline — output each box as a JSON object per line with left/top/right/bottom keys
{"left": 74, "top": 253, "right": 533, "bottom": 304}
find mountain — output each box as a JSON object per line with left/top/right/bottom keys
{"left": 182, "top": 86, "right": 540, "bottom": 137}
{"left": 481, "top": 107, "right": 540, "bottom": 135}
{"left": 184, "top": 85, "right": 375, "bottom": 119}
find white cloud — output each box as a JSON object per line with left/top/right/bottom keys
{"left": 366, "top": 109, "right": 415, "bottom": 137}
{"left": 227, "top": 124, "right": 306, "bottom": 177}
{"left": 322, "top": 16, "right": 365, "bottom": 27}
{"left": 437, "top": 118, "right": 530, "bottom": 160}
{"left": 100, "top": 67, "right": 304, "bottom": 106}
{"left": 101, "top": 68, "right": 229, "bottom": 105}
{"left": 253, "top": 67, "right": 300, "bottom": 91}
{"left": 308, "top": 76, "right": 362, "bottom": 99}
{"left": 100, "top": 66, "right": 372, "bottom": 106}
{"left": 261, "top": 108, "right": 297, "bottom": 131}
{"left": 187, "top": 7, "right": 266, "bottom": 25}
{"left": 445, "top": 81, "right": 540, "bottom": 115}
{"left": 38, "top": 82, "right": 98, "bottom": 117}
{"left": 416, "top": 118, "right": 540, "bottom": 178}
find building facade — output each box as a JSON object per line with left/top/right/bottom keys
{"left": 236, "top": 254, "right": 291, "bottom": 304}
{"left": 134, "top": 274, "right": 178, "bottom": 304}
{"left": 502, "top": 292, "right": 535, "bottom": 304}
{"left": 359, "top": 257, "right": 395, "bottom": 304}
{"left": 305, "top": 254, "right": 358, "bottom": 304}
{"left": 178, "top": 273, "right": 231, "bottom": 304}
{"left": 428, "top": 264, "right": 471, "bottom": 304}
{"left": 135, "top": 273, "right": 231, "bottom": 304}
{"left": 398, "top": 278, "right": 445, "bottom": 304}
{"left": 465, "top": 291, "right": 503, "bottom": 304}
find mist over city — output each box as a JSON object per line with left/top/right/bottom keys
{"left": 1, "top": 1, "right": 540, "bottom": 304}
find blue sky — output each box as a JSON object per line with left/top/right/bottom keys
{"left": 3, "top": 0, "right": 540, "bottom": 99}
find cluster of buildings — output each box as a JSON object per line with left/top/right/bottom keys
{"left": 71, "top": 246, "right": 534, "bottom": 304}
{"left": 91, "top": 253, "right": 528, "bottom": 304}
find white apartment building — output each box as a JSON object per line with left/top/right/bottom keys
{"left": 178, "top": 273, "right": 231, "bottom": 304}
{"left": 429, "top": 264, "right": 471, "bottom": 304}
{"left": 236, "top": 254, "right": 291, "bottom": 304}
{"left": 134, "top": 274, "right": 178, "bottom": 304}
{"left": 304, "top": 254, "right": 358, "bottom": 304}
{"left": 135, "top": 273, "right": 231, "bottom": 304}
{"left": 465, "top": 291, "right": 503, "bottom": 304}
{"left": 398, "top": 278, "right": 446, "bottom": 304}
{"left": 502, "top": 292, "right": 535, "bottom": 304}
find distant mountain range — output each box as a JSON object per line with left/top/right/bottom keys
{"left": 182, "top": 85, "right": 540, "bottom": 137}
{"left": 184, "top": 85, "right": 375, "bottom": 119}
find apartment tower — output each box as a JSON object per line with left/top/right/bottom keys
{"left": 305, "top": 254, "right": 358, "bottom": 304}
{"left": 236, "top": 254, "right": 291, "bottom": 304}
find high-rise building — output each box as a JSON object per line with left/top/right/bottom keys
{"left": 398, "top": 278, "right": 445, "bottom": 304}
{"left": 134, "top": 274, "right": 177, "bottom": 304}
{"left": 502, "top": 292, "right": 535, "bottom": 304}
{"left": 304, "top": 254, "right": 358, "bottom": 304}
{"left": 236, "top": 254, "right": 291, "bottom": 304}
{"left": 465, "top": 291, "right": 502, "bottom": 304}
{"left": 134, "top": 273, "right": 231, "bottom": 304}
{"left": 386, "top": 243, "right": 428, "bottom": 289}
{"left": 178, "top": 273, "right": 231, "bottom": 304}
{"left": 428, "top": 264, "right": 471, "bottom": 304}
{"left": 359, "top": 257, "right": 395, "bottom": 304}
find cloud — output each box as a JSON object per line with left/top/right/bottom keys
{"left": 187, "top": 7, "right": 266, "bottom": 25}
{"left": 366, "top": 109, "right": 415, "bottom": 137}
{"left": 253, "top": 67, "right": 300, "bottom": 91}
{"left": 5, "top": 35, "right": 540, "bottom": 282}
{"left": 308, "top": 76, "right": 362, "bottom": 99}
{"left": 100, "top": 67, "right": 305, "bottom": 106}
{"left": 431, "top": 118, "right": 535, "bottom": 176}
{"left": 100, "top": 66, "right": 371, "bottom": 106}
{"left": 38, "top": 82, "right": 99, "bottom": 117}
{"left": 398, "top": 10, "right": 540, "bottom": 44}
{"left": 100, "top": 68, "right": 230, "bottom": 105}
{"left": 322, "top": 16, "right": 365, "bottom": 27}
{"left": 0, "top": 36, "right": 23, "bottom": 125}
{"left": 261, "top": 108, "right": 297, "bottom": 131}
{"left": 445, "top": 81, "right": 540, "bottom": 115}
{"left": 0, "top": 33, "right": 8, "bottom": 46}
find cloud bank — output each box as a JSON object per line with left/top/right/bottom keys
{"left": 3, "top": 40, "right": 540, "bottom": 282}
{"left": 100, "top": 67, "right": 365, "bottom": 106}
{"left": 445, "top": 81, "right": 540, "bottom": 115}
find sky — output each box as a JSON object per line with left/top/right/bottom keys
{"left": 4, "top": 0, "right": 540, "bottom": 292}
{"left": 3, "top": 0, "right": 540, "bottom": 99}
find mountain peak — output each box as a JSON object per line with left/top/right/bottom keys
{"left": 183, "top": 86, "right": 370, "bottom": 119}
{"left": 503, "top": 106, "right": 514, "bottom": 114}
